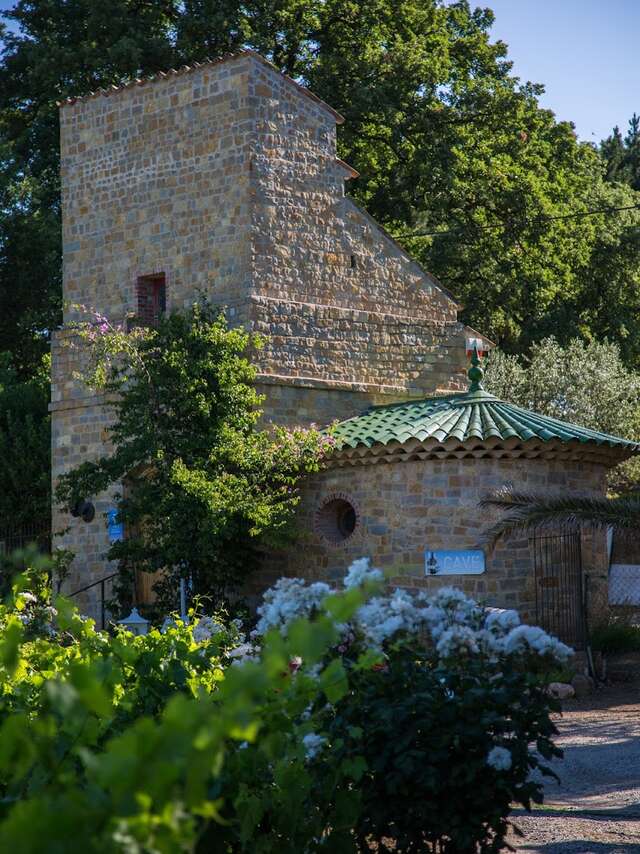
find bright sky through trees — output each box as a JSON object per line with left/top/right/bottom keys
{"left": 474, "top": 0, "right": 640, "bottom": 141}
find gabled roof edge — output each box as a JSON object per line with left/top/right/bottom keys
{"left": 57, "top": 49, "right": 345, "bottom": 125}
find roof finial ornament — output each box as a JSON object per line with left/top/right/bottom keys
{"left": 465, "top": 337, "right": 486, "bottom": 393}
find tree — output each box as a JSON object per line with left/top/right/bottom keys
{"left": 600, "top": 113, "right": 640, "bottom": 191}
{"left": 483, "top": 337, "right": 640, "bottom": 439}
{"left": 3, "top": 0, "right": 640, "bottom": 374}
{"left": 308, "top": 2, "right": 640, "bottom": 354}
{"left": 0, "top": 353, "right": 50, "bottom": 532}
{"left": 600, "top": 125, "right": 627, "bottom": 184}
{"left": 481, "top": 338, "right": 640, "bottom": 540}
{"left": 55, "top": 300, "right": 332, "bottom": 609}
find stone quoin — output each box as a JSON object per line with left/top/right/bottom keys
{"left": 50, "top": 51, "right": 640, "bottom": 632}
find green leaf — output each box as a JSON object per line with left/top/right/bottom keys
{"left": 68, "top": 663, "right": 113, "bottom": 718}
{"left": 320, "top": 659, "right": 349, "bottom": 704}
{"left": 341, "top": 755, "right": 368, "bottom": 782}
{"left": 324, "top": 587, "right": 364, "bottom": 623}
{"left": 235, "top": 786, "right": 265, "bottom": 843}
{"left": 287, "top": 616, "right": 338, "bottom": 664}
{"left": 0, "top": 618, "right": 23, "bottom": 673}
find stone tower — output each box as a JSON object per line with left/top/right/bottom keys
{"left": 51, "top": 51, "right": 485, "bottom": 601}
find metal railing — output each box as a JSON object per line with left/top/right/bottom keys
{"left": 69, "top": 572, "right": 119, "bottom": 630}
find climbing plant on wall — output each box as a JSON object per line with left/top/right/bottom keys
{"left": 55, "top": 299, "right": 333, "bottom": 610}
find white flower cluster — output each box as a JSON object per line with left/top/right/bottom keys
{"left": 14, "top": 593, "right": 58, "bottom": 637}
{"left": 255, "top": 559, "right": 573, "bottom": 666}
{"left": 500, "top": 624, "right": 572, "bottom": 659}
{"left": 227, "top": 642, "right": 260, "bottom": 666}
{"left": 356, "top": 585, "right": 485, "bottom": 652}
{"left": 192, "top": 615, "right": 224, "bottom": 643}
{"left": 343, "top": 558, "right": 384, "bottom": 589}
{"left": 255, "top": 577, "right": 332, "bottom": 636}
{"left": 302, "top": 732, "right": 326, "bottom": 760}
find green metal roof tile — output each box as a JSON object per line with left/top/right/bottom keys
{"left": 332, "top": 387, "right": 640, "bottom": 456}
{"left": 332, "top": 346, "right": 640, "bottom": 458}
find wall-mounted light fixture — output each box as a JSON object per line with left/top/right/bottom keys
{"left": 70, "top": 498, "right": 95, "bottom": 523}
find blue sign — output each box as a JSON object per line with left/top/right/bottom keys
{"left": 425, "top": 549, "right": 485, "bottom": 576}
{"left": 107, "top": 508, "right": 124, "bottom": 543}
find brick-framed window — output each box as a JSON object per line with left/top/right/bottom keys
{"left": 136, "top": 273, "right": 166, "bottom": 326}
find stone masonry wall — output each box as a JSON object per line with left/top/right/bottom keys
{"left": 248, "top": 59, "right": 473, "bottom": 411}
{"left": 51, "top": 52, "right": 487, "bottom": 602}
{"left": 256, "top": 455, "right": 610, "bottom": 627}
{"left": 52, "top": 55, "right": 257, "bottom": 608}
{"left": 58, "top": 55, "right": 255, "bottom": 324}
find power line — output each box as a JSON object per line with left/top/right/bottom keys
{"left": 393, "top": 202, "right": 640, "bottom": 240}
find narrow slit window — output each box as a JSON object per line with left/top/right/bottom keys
{"left": 350, "top": 254, "right": 358, "bottom": 270}
{"left": 136, "top": 273, "right": 166, "bottom": 327}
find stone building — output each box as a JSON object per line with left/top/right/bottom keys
{"left": 274, "top": 353, "right": 639, "bottom": 637}
{"left": 51, "top": 50, "right": 639, "bottom": 634}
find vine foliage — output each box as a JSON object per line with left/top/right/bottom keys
{"left": 55, "top": 299, "right": 333, "bottom": 611}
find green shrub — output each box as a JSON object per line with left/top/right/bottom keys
{"left": 0, "top": 555, "right": 570, "bottom": 853}
{"left": 590, "top": 622, "right": 640, "bottom": 654}
{"left": 55, "top": 299, "right": 333, "bottom": 612}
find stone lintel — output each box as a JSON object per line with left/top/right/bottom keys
{"left": 255, "top": 372, "right": 425, "bottom": 397}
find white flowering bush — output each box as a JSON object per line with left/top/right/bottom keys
{"left": 255, "top": 576, "right": 332, "bottom": 635}
{"left": 247, "top": 558, "right": 570, "bottom": 852}
{"left": 254, "top": 559, "right": 571, "bottom": 665}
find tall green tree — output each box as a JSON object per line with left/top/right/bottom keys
{"left": 484, "top": 337, "right": 640, "bottom": 439}
{"left": 484, "top": 336, "right": 640, "bottom": 489}
{"left": 307, "top": 2, "right": 640, "bottom": 354}
{"left": 0, "top": 353, "right": 50, "bottom": 532}
{"left": 601, "top": 113, "right": 640, "bottom": 191}
{"left": 3, "top": 0, "right": 640, "bottom": 376}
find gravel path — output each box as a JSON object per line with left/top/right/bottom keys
{"left": 509, "top": 683, "right": 640, "bottom": 853}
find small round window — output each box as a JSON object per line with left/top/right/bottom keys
{"left": 316, "top": 497, "right": 358, "bottom": 545}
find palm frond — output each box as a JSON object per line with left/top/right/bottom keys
{"left": 480, "top": 488, "right": 640, "bottom": 547}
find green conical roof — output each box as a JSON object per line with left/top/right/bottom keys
{"left": 333, "top": 387, "right": 640, "bottom": 454}
{"left": 332, "top": 347, "right": 640, "bottom": 465}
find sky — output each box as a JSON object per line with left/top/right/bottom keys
{"left": 0, "top": 0, "right": 637, "bottom": 142}
{"left": 480, "top": 0, "right": 640, "bottom": 142}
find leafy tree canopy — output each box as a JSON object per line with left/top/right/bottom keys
{"left": 484, "top": 336, "right": 640, "bottom": 490}
{"left": 600, "top": 113, "right": 640, "bottom": 191}
{"left": 55, "top": 300, "right": 332, "bottom": 609}
{"left": 484, "top": 336, "right": 640, "bottom": 438}
{"left": 2, "top": 0, "right": 640, "bottom": 377}
{"left": 0, "top": 353, "right": 50, "bottom": 531}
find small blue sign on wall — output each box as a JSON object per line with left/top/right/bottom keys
{"left": 107, "top": 508, "right": 124, "bottom": 543}
{"left": 425, "top": 549, "right": 485, "bottom": 576}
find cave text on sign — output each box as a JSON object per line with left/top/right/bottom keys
{"left": 424, "top": 549, "right": 485, "bottom": 576}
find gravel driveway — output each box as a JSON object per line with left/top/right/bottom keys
{"left": 509, "top": 683, "right": 640, "bottom": 853}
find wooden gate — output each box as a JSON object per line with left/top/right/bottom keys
{"left": 531, "top": 528, "right": 586, "bottom": 648}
